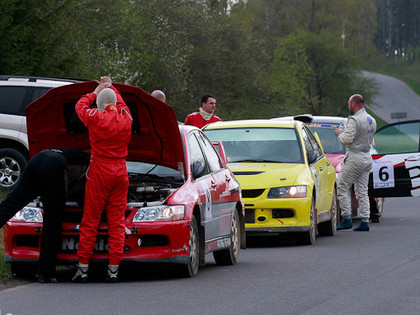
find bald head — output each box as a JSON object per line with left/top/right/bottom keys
{"left": 348, "top": 94, "right": 364, "bottom": 114}
{"left": 96, "top": 88, "right": 117, "bottom": 111}
{"left": 151, "top": 90, "right": 166, "bottom": 102}
{"left": 349, "top": 94, "right": 364, "bottom": 105}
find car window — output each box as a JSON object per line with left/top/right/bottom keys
{"left": 195, "top": 131, "right": 223, "bottom": 172}
{"left": 204, "top": 127, "right": 303, "bottom": 163}
{"left": 0, "top": 86, "right": 28, "bottom": 115}
{"left": 373, "top": 121, "right": 420, "bottom": 154}
{"left": 189, "top": 132, "right": 210, "bottom": 179}
{"left": 304, "top": 126, "right": 323, "bottom": 157}
{"left": 30, "top": 87, "right": 50, "bottom": 103}
{"left": 301, "top": 127, "right": 320, "bottom": 163}
{"left": 308, "top": 123, "right": 346, "bottom": 154}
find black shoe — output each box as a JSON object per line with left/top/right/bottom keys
{"left": 371, "top": 217, "right": 380, "bottom": 223}
{"left": 72, "top": 266, "right": 89, "bottom": 283}
{"left": 107, "top": 266, "right": 119, "bottom": 283}
{"left": 37, "top": 274, "right": 60, "bottom": 283}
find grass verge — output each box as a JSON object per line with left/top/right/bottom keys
{"left": 370, "top": 58, "right": 420, "bottom": 97}
{"left": 0, "top": 188, "right": 12, "bottom": 280}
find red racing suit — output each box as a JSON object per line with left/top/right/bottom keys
{"left": 184, "top": 112, "right": 221, "bottom": 129}
{"left": 75, "top": 85, "right": 132, "bottom": 265}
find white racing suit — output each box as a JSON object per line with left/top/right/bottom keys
{"left": 337, "top": 108, "right": 376, "bottom": 220}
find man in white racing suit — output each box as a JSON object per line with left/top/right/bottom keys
{"left": 335, "top": 94, "right": 376, "bottom": 231}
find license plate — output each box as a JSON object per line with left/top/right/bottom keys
{"left": 60, "top": 236, "right": 109, "bottom": 253}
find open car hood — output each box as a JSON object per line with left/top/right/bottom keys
{"left": 26, "top": 81, "right": 184, "bottom": 170}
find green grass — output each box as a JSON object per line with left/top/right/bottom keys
{"left": 0, "top": 251, "right": 11, "bottom": 279}
{"left": 0, "top": 187, "right": 12, "bottom": 279}
{"left": 370, "top": 58, "right": 420, "bottom": 97}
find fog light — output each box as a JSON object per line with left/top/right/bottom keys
{"left": 257, "top": 216, "right": 266, "bottom": 222}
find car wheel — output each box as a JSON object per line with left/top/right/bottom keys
{"left": 318, "top": 188, "right": 337, "bottom": 236}
{"left": 0, "top": 148, "right": 27, "bottom": 188}
{"left": 178, "top": 215, "right": 199, "bottom": 278}
{"left": 295, "top": 197, "right": 316, "bottom": 245}
{"left": 11, "top": 262, "right": 37, "bottom": 279}
{"left": 213, "top": 210, "right": 240, "bottom": 265}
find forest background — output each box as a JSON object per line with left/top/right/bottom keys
{"left": 1, "top": 0, "right": 419, "bottom": 122}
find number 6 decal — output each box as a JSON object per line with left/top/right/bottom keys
{"left": 373, "top": 160, "right": 394, "bottom": 189}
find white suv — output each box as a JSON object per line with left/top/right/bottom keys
{"left": 0, "top": 76, "right": 80, "bottom": 188}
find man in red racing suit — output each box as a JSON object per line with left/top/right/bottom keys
{"left": 72, "top": 77, "right": 132, "bottom": 283}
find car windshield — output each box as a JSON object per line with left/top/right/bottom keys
{"left": 308, "top": 123, "right": 346, "bottom": 154}
{"left": 204, "top": 127, "right": 303, "bottom": 163}
{"left": 126, "top": 161, "right": 184, "bottom": 184}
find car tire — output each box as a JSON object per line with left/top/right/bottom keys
{"left": 318, "top": 188, "right": 337, "bottom": 236}
{"left": 213, "top": 210, "right": 240, "bottom": 265}
{"left": 0, "top": 148, "right": 28, "bottom": 188}
{"left": 295, "top": 197, "right": 316, "bottom": 245}
{"left": 178, "top": 215, "right": 199, "bottom": 278}
{"left": 11, "top": 262, "right": 37, "bottom": 279}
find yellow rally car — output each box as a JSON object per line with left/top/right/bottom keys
{"left": 203, "top": 119, "right": 337, "bottom": 245}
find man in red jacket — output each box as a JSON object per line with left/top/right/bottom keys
{"left": 72, "top": 77, "right": 132, "bottom": 283}
{"left": 184, "top": 93, "right": 221, "bottom": 128}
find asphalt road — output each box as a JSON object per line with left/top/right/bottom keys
{"left": 1, "top": 197, "right": 420, "bottom": 315}
{"left": 363, "top": 71, "right": 420, "bottom": 123}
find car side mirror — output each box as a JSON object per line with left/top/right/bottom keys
{"left": 192, "top": 161, "right": 205, "bottom": 178}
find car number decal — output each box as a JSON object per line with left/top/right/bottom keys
{"left": 372, "top": 159, "right": 395, "bottom": 188}
{"left": 370, "top": 153, "right": 420, "bottom": 197}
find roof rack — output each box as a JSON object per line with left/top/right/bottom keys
{"left": 0, "top": 75, "right": 83, "bottom": 83}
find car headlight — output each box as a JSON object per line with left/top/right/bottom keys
{"left": 10, "top": 207, "right": 43, "bottom": 223}
{"left": 133, "top": 205, "right": 185, "bottom": 222}
{"left": 267, "top": 186, "right": 307, "bottom": 198}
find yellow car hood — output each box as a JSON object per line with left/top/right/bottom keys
{"left": 228, "top": 163, "right": 311, "bottom": 189}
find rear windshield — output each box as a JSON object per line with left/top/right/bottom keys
{"left": 308, "top": 123, "right": 346, "bottom": 154}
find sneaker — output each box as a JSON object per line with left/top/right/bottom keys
{"left": 353, "top": 221, "right": 369, "bottom": 231}
{"left": 107, "top": 265, "right": 119, "bottom": 283}
{"left": 72, "top": 266, "right": 88, "bottom": 283}
{"left": 336, "top": 218, "right": 352, "bottom": 230}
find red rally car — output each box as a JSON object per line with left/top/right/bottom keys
{"left": 3, "top": 81, "right": 246, "bottom": 277}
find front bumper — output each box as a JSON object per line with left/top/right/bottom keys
{"left": 243, "top": 196, "right": 312, "bottom": 233}
{"left": 4, "top": 219, "right": 191, "bottom": 265}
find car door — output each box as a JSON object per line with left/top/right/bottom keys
{"left": 369, "top": 120, "right": 420, "bottom": 197}
{"left": 194, "top": 131, "right": 236, "bottom": 242}
{"left": 301, "top": 126, "right": 329, "bottom": 212}
{"left": 188, "top": 131, "right": 227, "bottom": 246}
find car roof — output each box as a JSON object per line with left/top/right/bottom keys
{"left": 203, "top": 119, "right": 298, "bottom": 130}
{"left": 272, "top": 114, "right": 347, "bottom": 125}
{"left": 0, "top": 75, "right": 80, "bottom": 88}
{"left": 26, "top": 81, "right": 184, "bottom": 170}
